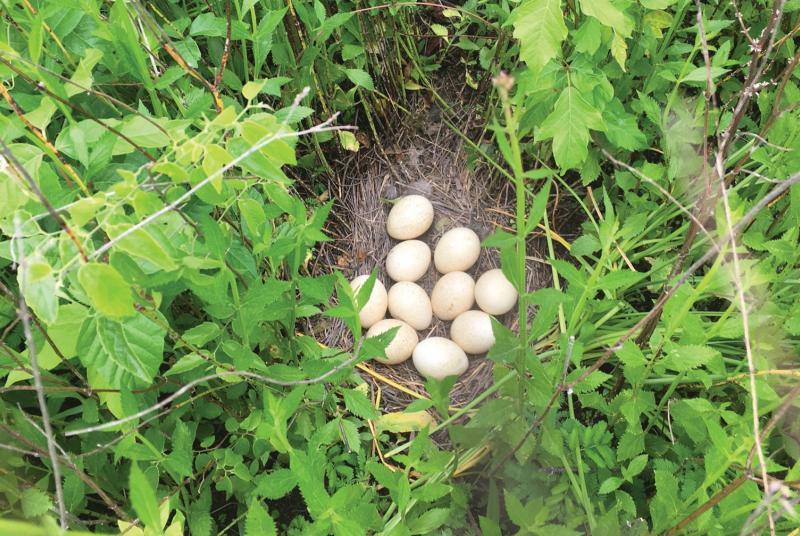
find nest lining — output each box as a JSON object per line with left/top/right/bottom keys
{"left": 309, "top": 100, "right": 559, "bottom": 419}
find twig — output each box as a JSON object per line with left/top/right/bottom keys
{"left": 13, "top": 216, "right": 68, "bottom": 529}
{"left": 214, "top": 0, "right": 232, "bottom": 91}
{"left": 65, "top": 337, "right": 364, "bottom": 436}
{"left": 664, "top": 474, "right": 748, "bottom": 535}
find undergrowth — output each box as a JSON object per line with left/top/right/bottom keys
{"left": 0, "top": 0, "right": 799, "bottom": 534}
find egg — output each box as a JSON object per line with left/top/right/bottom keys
{"left": 450, "top": 310, "right": 495, "bottom": 354}
{"left": 387, "top": 282, "right": 432, "bottom": 330}
{"left": 430, "top": 271, "right": 475, "bottom": 321}
{"left": 434, "top": 227, "right": 481, "bottom": 273}
{"left": 366, "top": 319, "right": 418, "bottom": 365}
{"left": 386, "top": 240, "right": 431, "bottom": 282}
{"left": 474, "top": 269, "right": 518, "bottom": 315}
{"left": 386, "top": 195, "right": 434, "bottom": 239}
{"left": 350, "top": 274, "right": 388, "bottom": 328}
{"left": 412, "top": 337, "right": 469, "bottom": 380}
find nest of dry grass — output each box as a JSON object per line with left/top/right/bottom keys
{"left": 309, "top": 98, "right": 570, "bottom": 420}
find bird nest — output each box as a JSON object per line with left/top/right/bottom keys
{"left": 310, "top": 103, "right": 557, "bottom": 418}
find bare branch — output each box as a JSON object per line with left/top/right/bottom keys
{"left": 13, "top": 215, "right": 68, "bottom": 529}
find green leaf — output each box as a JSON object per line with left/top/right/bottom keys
{"left": 510, "top": 0, "right": 568, "bottom": 72}
{"left": 21, "top": 488, "right": 52, "bottom": 518}
{"left": 104, "top": 224, "right": 178, "bottom": 271}
{"left": 580, "top": 0, "right": 633, "bottom": 37}
{"left": 681, "top": 66, "right": 729, "bottom": 84}
{"left": 624, "top": 454, "right": 649, "bottom": 480}
{"left": 345, "top": 68, "right": 375, "bottom": 90}
{"left": 254, "top": 469, "right": 297, "bottom": 499}
{"left": 663, "top": 344, "right": 720, "bottom": 372}
{"left": 343, "top": 388, "right": 379, "bottom": 420}
{"left": 407, "top": 507, "right": 451, "bottom": 534}
{"left": 640, "top": 0, "right": 678, "bottom": 9}
{"left": 538, "top": 86, "right": 605, "bottom": 169}
{"left": 19, "top": 261, "right": 59, "bottom": 325}
{"left": 245, "top": 501, "right": 277, "bottom": 536}
{"left": 599, "top": 476, "right": 624, "bottom": 494}
{"left": 78, "top": 263, "right": 135, "bottom": 318}
{"left": 28, "top": 16, "right": 43, "bottom": 65}
{"left": 130, "top": 463, "right": 161, "bottom": 531}
{"left": 77, "top": 313, "right": 165, "bottom": 387}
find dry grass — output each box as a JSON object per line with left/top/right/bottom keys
{"left": 308, "top": 94, "right": 574, "bottom": 418}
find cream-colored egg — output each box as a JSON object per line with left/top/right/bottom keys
{"left": 434, "top": 227, "right": 481, "bottom": 273}
{"left": 430, "top": 271, "right": 475, "bottom": 321}
{"left": 350, "top": 274, "right": 388, "bottom": 328}
{"left": 386, "top": 240, "right": 431, "bottom": 282}
{"left": 366, "top": 319, "right": 419, "bottom": 365}
{"left": 386, "top": 195, "right": 434, "bottom": 240}
{"left": 387, "top": 281, "right": 432, "bottom": 330}
{"left": 450, "top": 310, "right": 495, "bottom": 354}
{"left": 412, "top": 337, "right": 469, "bottom": 380}
{"left": 474, "top": 269, "right": 518, "bottom": 315}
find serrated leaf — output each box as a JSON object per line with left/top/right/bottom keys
{"left": 104, "top": 224, "right": 178, "bottom": 272}
{"left": 290, "top": 450, "right": 330, "bottom": 518}
{"left": 663, "top": 344, "right": 720, "bottom": 372}
{"left": 77, "top": 313, "right": 165, "bottom": 387}
{"left": 245, "top": 502, "right": 277, "bottom": 536}
{"left": 130, "top": 463, "right": 161, "bottom": 531}
{"left": 254, "top": 469, "right": 297, "bottom": 499}
{"left": 539, "top": 86, "right": 605, "bottom": 169}
{"left": 407, "top": 507, "right": 451, "bottom": 534}
{"left": 345, "top": 68, "right": 374, "bottom": 90}
{"left": 21, "top": 488, "right": 52, "bottom": 518}
{"left": 510, "top": 0, "right": 568, "bottom": 72}
{"left": 78, "top": 263, "right": 135, "bottom": 318}
{"left": 625, "top": 454, "right": 648, "bottom": 480}
{"left": 343, "top": 388, "right": 379, "bottom": 420}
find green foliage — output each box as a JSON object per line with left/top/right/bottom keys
{"left": 1, "top": 0, "right": 799, "bottom": 533}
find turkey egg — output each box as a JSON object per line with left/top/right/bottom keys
{"left": 387, "top": 281, "right": 432, "bottom": 330}
{"left": 412, "top": 337, "right": 469, "bottom": 380}
{"left": 474, "top": 269, "right": 518, "bottom": 315}
{"left": 430, "top": 271, "right": 475, "bottom": 321}
{"left": 450, "top": 310, "right": 495, "bottom": 354}
{"left": 350, "top": 274, "right": 388, "bottom": 329}
{"left": 433, "top": 227, "right": 481, "bottom": 273}
{"left": 386, "top": 195, "right": 434, "bottom": 239}
{"left": 366, "top": 319, "right": 418, "bottom": 365}
{"left": 385, "top": 240, "right": 431, "bottom": 282}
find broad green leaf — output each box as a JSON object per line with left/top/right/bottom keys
{"left": 77, "top": 313, "right": 165, "bottom": 387}
{"left": 202, "top": 144, "right": 233, "bottom": 193}
{"left": 681, "top": 66, "right": 729, "bottom": 84}
{"left": 78, "top": 262, "right": 135, "bottom": 318}
{"left": 580, "top": 0, "right": 633, "bottom": 37}
{"left": 538, "top": 86, "right": 605, "bottom": 169}
{"left": 104, "top": 224, "right": 178, "bottom": 272}
{"left": 611, "top": 32, "right": 628, "bottom": 70}
{"left": 245, "top": 502, "right": 277, "bottom": 536}
{"left": 345, "top": 68, "right": 375, "bottom": 90}
{"left": 663, "top": 344, "right": 719, "bottom": 372}
{"left": 338, "top": 130, "right": 360, "bottom": 152}
{"left": 640, "top": 0, "right": 678, "bottom": 8}
{"left": 130, "top": 463, "right": 161, "bottom": 531}
{"left": 21, "top": 488, "right": 51, "bottom": 518}
{"left": 254, "top": 469, "right": 297, "bottom": 499}
{"left": 510, "top": 0, "right": 568, "bottom": 72}
{"left": 19, "top": 260, "right": 58, "bottom": 325}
